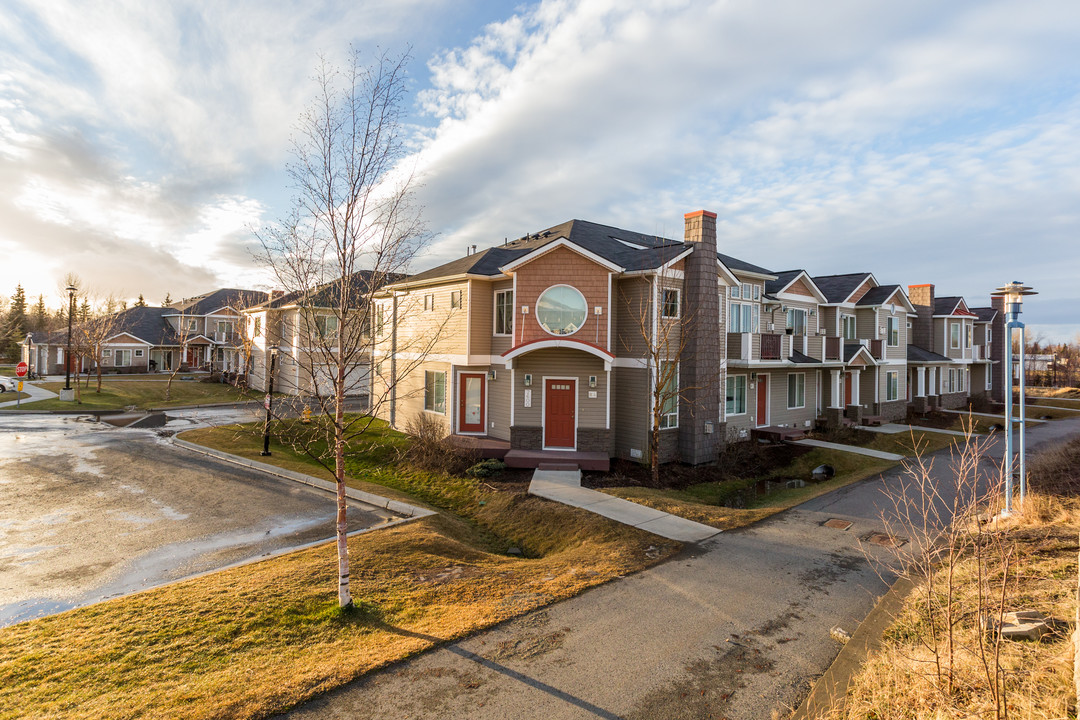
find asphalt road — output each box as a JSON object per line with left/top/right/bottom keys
{"left": 278, "top": 416, "right": 1080, "bottom": 720}
{"left": 0, "top": 415, "right": 398, "bottom": 627}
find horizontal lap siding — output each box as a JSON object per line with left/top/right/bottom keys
{"left": 469, "top": 281, "right": 492, "bottom": 356}
{"left": 487, "top": 370, "right": 510, "bottom": 440}
{"left": 393, "top": 360, "right": 452, "bottom": 434}
{"left": 613, "top": 366, "right": 649, "bottom": 460}
{"left": 512, "top": 350, "right": 607, "bottom": 429}
{"left": 395, "top": 282, "right": 470, "bottom": 356}
{"left": 765, "top": 371, "right": 816, "bottom": 428}
{"left": 491, "top": 279, "right": 514, "bottom": 356}
{"left": 514, "top": 246, "right": 610, "bottom": 349}
{"left": 615, "top": 277, "right": 651, "bottom": 357}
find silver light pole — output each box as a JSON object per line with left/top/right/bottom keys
{"left": 990, "top": 281, "right": 1037, "bottom": 515}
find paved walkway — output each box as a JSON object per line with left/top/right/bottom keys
{"left": 528, "top": 469, "right": 720, "bottom": 542}
{"left": 861, "top": 423, "right": 980, "bottom": 438}
{"left": 1029, "top": 404, "right": 1080, "bottom": 413}
{"left": 791, "top": 438, "right": 905, "bottom": 461}
{"left": 0, "top": 381, "right": 58, "bottom": 409}
{"left": 939, "top": 408, "right": 1047, "bottom": 423}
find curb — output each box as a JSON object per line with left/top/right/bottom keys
{"left": 789, "top": 575, "right": 917, "bottom": 720}
{"left": 170, "top": 437, "right": 435, "bottom": 519}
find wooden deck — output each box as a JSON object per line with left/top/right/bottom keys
{"left": 445, "top": 435, "right": 511, "bottom": 459}
{"left": 751, "top": 425, "right": 809, "bottom": 443}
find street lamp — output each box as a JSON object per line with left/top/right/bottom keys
{"left": 65, "top": 283, "right": 77, "bottom": 393}
{"left": 260, "top": 347, "right": 279, "bottom": 456}
{"left": 990, "top": 281, "right": 1037, "bottom": 515}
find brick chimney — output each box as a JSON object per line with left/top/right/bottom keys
{"left": 678, "top": 210, "right": 721, "bottom": 465}
{"left": 907, "top": 283, "right": 935, "bottom": 352}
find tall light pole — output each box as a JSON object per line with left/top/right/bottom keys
{"left": 65, "top": 283, "right": 77, "bottom": 392}
{"left": 991, "top": 281, "right": 1037, "bottom": 515}
{"left": 260, "top": 347, "right": 278, "bottom": 456}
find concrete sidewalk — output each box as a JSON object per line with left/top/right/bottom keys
{"left": 939, "top": 408, "right": 1047, "bottom": 423}
{"left": 861, "top": 423, "right": 981, "bottom": 438}
{"left": 528, "top": 469, "right": 720, "bottom": 543}
{"left": 792, "top": 438, "right": 905, "bottom": 461}
{"left": 0, "top": 381, "right": 58, "bottom": 408}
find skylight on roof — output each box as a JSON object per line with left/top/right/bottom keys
{"left": 613, "top": 237, "right": 649, "bottom": 249}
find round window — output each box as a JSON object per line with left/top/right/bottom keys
{"left": 536, "top": 285, "right": 588, "bottom": 336}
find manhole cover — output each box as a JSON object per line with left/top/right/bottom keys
{"left": 864, "top": 531, "right": 907, "bottom": 548}
{"left": 824, "top": 518, "right": 853, "bottom": 531}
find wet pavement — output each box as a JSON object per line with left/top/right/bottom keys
{"left": 0, "top": 415, "right": 399, "bottom": 627}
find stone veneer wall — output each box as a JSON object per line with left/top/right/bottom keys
{"left": 872, "top": 400, "right": 908, "bottom": 422}
{"left": 939, "top": 391, "right": 968, "bottom": 410}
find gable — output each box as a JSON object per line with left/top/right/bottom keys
{"left": 106, "top": 332, "right": 150, "bottom": 345}
{"left": 848, "top": 279, "right": 873, "bottom": 304}
{"left": 500, "top": 237, "right": 622, "bottom": 274}
{"left": 787, "top": 276, "right": 816, "bottom": 298}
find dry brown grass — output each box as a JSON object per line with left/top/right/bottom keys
{"left": 0, "top": 427, "right": 678, "bottom": 720}
{"left": 827, "top": 440, "right": 1080, "bottom": 720}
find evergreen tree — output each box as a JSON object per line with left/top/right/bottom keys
{"left": 31, "top": 295, "right": 49, "bottom": 333}
{"left": 163, "top": 292, "right": 172, "bottom": 306}
{"left": 2, "top": 285, "right": 27, "bottom": 361}
{"left": 135, "top": 294, "right": 147, "bottom": 307}
{"left": 79, "top": 298, "right": 91, "bottom": 322}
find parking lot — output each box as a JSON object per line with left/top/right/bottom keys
{"left": 0, "top": 415, "right": 399, "bottom": 626}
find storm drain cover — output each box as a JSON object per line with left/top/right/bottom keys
{"left": 864, "top": 531, "right": 907, "bottom": 548}
{"left": 824, "top": 518, "right": 853, "bottom": 531}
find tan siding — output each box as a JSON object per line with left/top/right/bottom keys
{"left": 392, "top": 281, "right": 469, "bottom": 356}
{"left": 615, "top": 277, "right": 652, "bottom": 357}
{"left": 821, "top": 307, "right": 838, "bottom": 337}
{"left": 768, "top": 371, "right": 816, "bottom": 428}
{"left": 856, "top": 308, "right": 877, "bottom": 340}
{"left": 487, "top": 370, "right": 511, "bottom": 440}
{"left": 469, "top": 280, "right": 492, "bottom": 356}
{"left": 613, "top": 366, "right": 649, "bottom": 460}
{"left": 489, "top": 279, "right": 514, "bottom": 356}
{"left": 849, "top": 280, "right": 873, "bottom": 304}
{"left": 512, "top": 349, "right": 607, "bottom": 429}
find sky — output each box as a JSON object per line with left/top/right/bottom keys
{"left": 1, "top": 0, "right": 1078, "bottom": 342}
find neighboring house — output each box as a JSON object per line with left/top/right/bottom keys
{"left": 812, "top": 273, "right": 915, "bottom": 424}
{"left": 970, "top": 306, "right": 1003, "bottom": 402}
{"left": 907, "top": 285, "right": 982, "bottom": 410}
{"left": 20, "top": 288, "right": 257, "bottom": 376}
{"left": 244, "top": 272, "right": 403, "bottom": 397}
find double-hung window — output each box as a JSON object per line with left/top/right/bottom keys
{"left": 659, "top": 362, "right": 679, "bottom": 429}
{"left": 253, "top": 317, "right": 262, "bottom": 337}
{"left": 115, "top": 349, "right": 131, "bottom": 367}
{"left": 787, "top": 373, "right": 805, "bottom": 409}
{"left": 661, "top": 289, "right": 680, "bottom": 319}
{"left": 950, "top": 322, "right": 961, "bottom": 349}
{"left": 424, "top": 371, "right": 446, "bottom": 413}
{"left": 450, "top": 290, "right": 462, "bottom": 309}
{"left": 725, "top": 375, "right": 747, "bottom": 415}
{"left": 964, "top": 324, "right": 972, "bottom": 349}
{"left": 729, "top": 302, "right": 759, "bottom": 333}
{"left": 887, "top": 316, "right": 900, "bottom": 347}
{"left": 842, "top": 315, "right": 857, "bottom": 341}
{"left": 424, "top": 294, "right": 435, "bottom": 311}
{"left": 786, "top": 308, "right": 807, "bottom": 335}
{"left": 494, "top": 290, "right": 514, "bottom": 335}
{"left": 886, "top": 371, "right": 899, "bottom": 401}
{"left": 315, "top": 315, "right": 339, "bottom": 341}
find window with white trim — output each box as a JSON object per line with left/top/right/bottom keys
{"left": 752, "top": 285, "right": 760, "bottom": 301}
{"left": 187, "top": 318, "right": 198, "bottom": 332}
{"left": 102, "top": 349, "right": 112, "bottom": 358}
{"left": 315, "top": 315, "right": 339, "bottom": 341}
{"left": 134, "top": 349, "right": 144, "bottom": 358}
{"left": 887, "top": 371, "right": 899, "bottom": 401}
{"left": 424, "top": 371, "right": 446, "bottom": 413}
{"left": 842, "top": 315, "right": 856, "bottom": 341}
{"left": 950, "top": 322, "right": 961, "bottom": 349}
{"left": 887, "top": 316, "right": 900, "bottom": 347}
{"left": 494, "top": 290, "right": 514, "bottom": 335}
{"left": 964, "top": 324, "right": 972, "bottom": 348}
{"left": 958, "top": 369, "right": 966, "bottom": 392}
{"left": 115, "top": 349, "right": 131, "bottom": 367}
{"left": 424, "top": 294, "right": 435, "bottom": 311}
{"left": 661, "top": 289, "right": 680, "bottom": 319}
{"left": 787, "top": 373, "right": 805, "bottom": 409}
{"left": 725, "top": 375, "right": 747, "bottom": 415}
{"left": 786, "top": 308, "right": 806, "bottom": 335}
{"left": 987, "top": 327, "right": 992, "bottom": 344}
{"left": 450, "top": 290, "right": 462, "bottom": 309}
{"left": 730, "top": 284, "right": 741, "bottom": 300}
{"left": 659, "top": 362, "right": 679, "bottom": 429}
{"left": 729, "top": 302, "right": 759, "bottom": 333}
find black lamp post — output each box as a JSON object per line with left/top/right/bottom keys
{"left": 260, "top": 347, "right": 278, "bottom": 456}
{"left": 65, "top": 283, "right": 77, "bottom": 390}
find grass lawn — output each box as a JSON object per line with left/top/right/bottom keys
{"left": 602, "top": 447, "right": 895, "bottom": 530}
{"left": 827, "top": 439, "right": 1080, "bottom": 719}
{"left": 0, "top": 365, "right": 14, "bottom": 377}
{"left": 0, "top": 419, "right": 677, "bottom": 720}
{"left": 18, "top": 379, "right": 256, "bottom": 411}
{"left": 1027, "top": 395, "right": 1080, "bottom": 409}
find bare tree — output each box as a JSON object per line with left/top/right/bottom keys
{"left": 79, "top": 294, "right": 126, "bottom": 394}
{"left": 256, "top": 48, "right": 434, "bottom": 609}
{"left": 619, "top": 263, "right": 696, "bottom": 485}
{"left": 163, "top": 310, "right": 196, "bottom": 401}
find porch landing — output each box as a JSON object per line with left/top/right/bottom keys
{"left": 505, "top": 449, "right": 610, "bottom": 472}
{"left": 445, "top": 435, "right": 511, "bottom": 459}
{"left": 751, "top": 426, "right": 808, "bottom": 443}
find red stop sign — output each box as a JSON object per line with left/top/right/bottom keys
{"left": 15, "top": 362, "right": 28, "bottom": 378}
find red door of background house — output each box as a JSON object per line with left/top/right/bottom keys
{"left": 756, "top": 374, "right": 769, "bottom": 427}
{"left": 186, "top": 346, "right": 201, "bottom": 368}
{"left": 458, "top": 373, "right": 486, "bottom": 433}
{"left": 844, "top": 372, "right": 853, "bottom": 405}
{"left": 544, "top": 379, "right": 576, "bottom": 449}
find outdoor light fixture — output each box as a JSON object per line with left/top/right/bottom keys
{"left": 64, "top": 283, "right": 77, "bottom": 395}
{"left": 990, "top": 281, "right": 1038, "bottom": 515}
{"left": 523, "top": 373, "right": 532, "bottom": 387}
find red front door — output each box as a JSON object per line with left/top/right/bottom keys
{"left": 458, "top": 373, "right": 486, "bottom": 433}
{"left": 186, "top": 346, "right": 202, "bottom": 368}
{"left": 544, "top": 379, "right": 576, "bottom": 449}
{"left": 844, "top": 373, "right": 853, "bottom": 405}
{"left": 756, "top": 374, "right": 769, "bottom": 427}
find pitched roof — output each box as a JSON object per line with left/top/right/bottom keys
{"left": 111, "top": 306, "right": 181, "bottom": 344}
{"left": 811, "top": 272, "right": 872, "bottom": 303}
{"left": 395, "top": 218, "right": 772, "bottom": 287}
{"left": 970, "top": 306, "right": 998, "bottom": 322}
{"left": 907, "top": 344, "right": 952, "bottom": 363}
{"left": 844, "top": 342, "right": 876, "bottom": 363}
{"left": 790, "top": 350, "right": 821, "bottom": 364}
{"left": 765, "top": 270, "right": 802, "bottom": 295}
{"left": 251, "top": 271, "right": 406, "bottom": 310}
{"left": 856, "top": 285, "right": 900, "bottom": 306}
{"left": 167, "top": 288, "right": 257, "bottom": 315}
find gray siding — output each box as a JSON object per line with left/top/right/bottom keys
{"left": 613, "top": 366, "right": 650, "bottom": 461}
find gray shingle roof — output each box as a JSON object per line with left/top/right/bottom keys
{"left": 398, "top": 219, "right": 772, "bottom": 286}
{"left": 971, "top": 306, "right": 998, "bottom": 322}
{"left": 844, "top": 343, "right": 873, "bottom": 362}
{"left": 251, "top": 271, "right": 406, "bottom": 310}
{"left": 112, "top": 306, "right": 181, "bottom": 345}
{"left": 907, "top": 344, "right": 952, "bottom": 363}
{"left": 856, "top": 284, "right": 901, "bottom": 306}
{"left": 790, "top": 350, "right": 821, "bottom": 364}
{"left": 811, "top": 272, "right": 872, "bottom": 303}
{"left": 168, "top": 288, "right": 256, "bottom": 315}
{"left": 765, "top": 270, "right": 803, "bottom": 295}
{"left": 934, "top": 296, "right": 964, "bottom": 315}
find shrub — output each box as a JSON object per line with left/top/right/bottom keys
{"left": 403, "top": 412, "right": 476, "bottom": 474}
{"left": 466, "top": 459, "right": 507, "bottom": 478}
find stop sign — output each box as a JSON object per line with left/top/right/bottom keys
{"left": 15, "top": 361, "right": 28, "bottom": 378}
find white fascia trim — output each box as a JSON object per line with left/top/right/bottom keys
{"left": 612, "top": 357, "right": 649, "bottom": 369}
{"left": 501, "top": 339, "right": 614, "bottom": 370}
{"left": 498, "top": 236, "right": 624, "bottom": 274}
{"left": 104, "top": 333, "right": 153, "bottom": 345}
{"left": 715, "top": 259, "right": 740, "bottom": 286}
{"left": 379, "top": 273, "right": 493, "bottom": 295}
{"left": 839, "top": 273, "right": 879, "bottom": 304}
{"left": 730, "top": 269, "right": 776, "bottom": 282}
{"left": 846, "top": 345, "right": 878, "bottom": 366}
{"left": 774, "top": 271, "right": 829, "bottom": 304}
